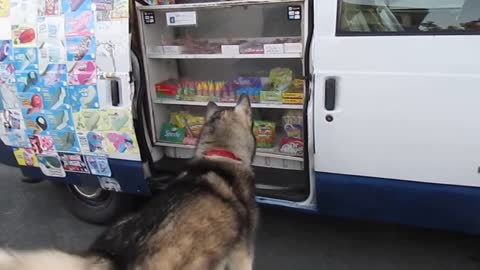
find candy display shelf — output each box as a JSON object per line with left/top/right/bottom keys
{"left": 147, "top": 52, "right": 302, "bottom": 59}
{"left": 153, "top": 99, "right": 303, "bottom": 110}
{"left": 138, "top": 0, "right": 307, "bottom": 170}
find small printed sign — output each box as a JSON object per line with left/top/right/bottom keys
{"left": 85, "top": 154, "right": 111, "bottom": 177}
{"left": 143, "top": 11, "right": 155, "bottom": 24}
{"left": 59, "top": 152, "right": 90, "bottom": 173}
{"left": 147, "top": 46, "right": 164, "bottom": 55}
{"left": 288, "top": 6, "right": 302, "bottom": 20}
{"left": 221, "top": 45, "right": 240, "bottom": 56}
{"left": 166, "top": 11, "right": 197, "bottom": 26}
{"left": 13, "top": 148, "right": 38, "bottom": 167}
{"left": 284, "top": 43, "right": 303, "bottom": 53}
{"left": 264, "top": 44, "right": 284, "bottom": 54}
{"left": 37, "top": 153, "right": 66, "bottom": 178}
{"left": 162, "top": 45, "right": 182, "bottom": 55}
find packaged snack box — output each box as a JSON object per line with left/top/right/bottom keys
{"left": 253, "top": 120, "right": 276, "bottom": 148}
{"left": 279, "top": 137, "right": 304, "bottom": 156}
{"left": 155, "top": 80, "right": 178, "bottom": 99}
{"left": 160, "top": 123, "right": 185, "bottom": 143}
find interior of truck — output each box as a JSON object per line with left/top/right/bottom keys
{"left": 130, "top": 1, "right": 312, "bottom": 202}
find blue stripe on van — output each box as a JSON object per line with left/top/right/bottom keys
{"left": 0, "top": 137, "right": 149, "bottom": 195}
{"left": 19, "top": 158, "right": 150, "bottom": 195}
{"left": 0, "top": 140, "right": 18, "bottom": 167}
{"left": 315, "top": 172, "right": 480, "bottom": 234}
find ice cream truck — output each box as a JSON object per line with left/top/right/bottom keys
{"left": 0, "top": 0, "right": 479, "bottom": 234}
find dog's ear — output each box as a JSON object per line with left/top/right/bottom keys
{"left": 235, "top": 94, "right": 252, "bottom": 126}
{"left": 206, "top": 102, "right": 219, "bottom": 119}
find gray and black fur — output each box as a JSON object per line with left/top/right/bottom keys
{"left": 0, "top": 94, "right": 258, "bottom": 270}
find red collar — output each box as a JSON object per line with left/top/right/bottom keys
{"left": 205, "top": 149, "right": 242, "bottom": 161}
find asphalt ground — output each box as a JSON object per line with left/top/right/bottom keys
{"left": 1, "top": 164, "right": 479, "bottom": 270}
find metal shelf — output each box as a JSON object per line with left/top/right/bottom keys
{"left": 147, "top": 53, "right": 302, "bottom": 59}
{"left": 155, "top": 142, "right": 304, "bottom": 162}
{"left": 153, "top": 99, "right": 303, "bottom": 110}
{"left": 138, "top": 0, "right": 303, "bottom": 11}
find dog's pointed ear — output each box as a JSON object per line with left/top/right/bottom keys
{"left": 235, "top": 94, "right": 252, "bottom": 125}
{"left": 206, "top": 102, "right": 219, "bottom": 119}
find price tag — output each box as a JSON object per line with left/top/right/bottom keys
{"left": 221, "top": 45, "right": 240, "bottom": 55}
{"left": 163, "top": 46, "right": 182, "bottom": 55}
{"left": 284, "top": 43, "right": 303, "bottom": 53}
{"left": 166, "top": 11, "right": 197, "bottom": 26}
{"left": 148, "top": 46, "right": 164, "bottom": 54}
{"left": 264, "top": 44, "right": 284, "bottom": 54}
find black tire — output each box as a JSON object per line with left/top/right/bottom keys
{"left": 64, "top": 184, "right": 134, "bottom": 225}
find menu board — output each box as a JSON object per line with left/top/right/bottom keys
{"left": 0, "top": 0, "right": 140, "bottom": 177}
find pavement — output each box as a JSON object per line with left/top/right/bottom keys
{"left": 1, "top": 164, "right": 480, "bottom": 270}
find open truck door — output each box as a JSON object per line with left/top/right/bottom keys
{"left": 0, "top": 0, "right": 150, "bottom": 223}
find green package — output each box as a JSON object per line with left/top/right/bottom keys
{"left": 253, "top": 120, "right": 276, "bottom": 148}
{"left": 269, "top": 68, "right": 293, "bottom": 91}
{"left": 160, "top": 123, "right": 185, "bottom": 143}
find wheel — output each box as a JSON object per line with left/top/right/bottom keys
{"left": 64, "top": 184, "right": 134, "bottom": 225}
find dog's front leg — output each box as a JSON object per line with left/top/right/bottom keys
{"left": 225, "top": 244, "right": 253, "bottom": 270}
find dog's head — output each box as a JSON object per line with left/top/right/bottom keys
{"left": 195, "top": 94, "right": 256, "bottom": 164}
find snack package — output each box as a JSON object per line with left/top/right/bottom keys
{"left": 282, "top": 79, "right": 304, "bottom": 104}
{"left": 169, "top": 111, "right": 189, "bottom": 128}
{"left": 191, "top": 80, "right": 226, "bottom": 102}
{"left": 182, "top": 114, "right": 205, "bottom": 138}
{"left": 169, "top": 111, "right": 205, "bottom": 145}
{"left": 234, "top": 77, "right": 262, "bottom": 103}
{"left": 279, "top": 137, "right": 304, "bottom": 156}
{"left": 239, "top": 40, "right": 264, "bottom": 54}
{"left": 260, "top": 90, "right": 282, "bottom": 104}
{"left": 156, "top": 80, "right": 178, "bottom": 99}
{"left": 160, "top": 123, "right": 185, "bottom": 143}
{"left": 282, "top": 111, "right": 303, "bottom": 139}
{"left": 269, "top": 68, "right": 293, "bottom": 91}
{"left": 220, "top": 81, "right": 236, "bottom": 102}
{"left": 253, "top": 120, "right": 276, "bottom": 148}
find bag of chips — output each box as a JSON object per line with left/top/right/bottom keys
{"left": 253, "top": 120, "right": 276, "bottom": 148}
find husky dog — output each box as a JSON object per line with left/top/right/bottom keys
{"left": 0, "top": 95, "right": 258, "bottom": 270}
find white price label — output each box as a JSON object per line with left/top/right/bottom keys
{"left": 221, "top": 45, "right": 240, "bottom": 55}
{"left": 264, "top": 44, "right": 285, "bottom": 54}
{"left": 284, "top": 43, "right": 303, "bottom": 53}
{"left": 166, "top": 11, "right": 197, "bottom": 26}
{"left": 163, "top": 46, "right": 182, "bottom": 55}
{"left": 148, "top": 46, "right": 164, "bottom": 54}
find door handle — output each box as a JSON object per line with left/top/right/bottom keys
{"left": 111, "top": 79, "right": 120, "bottom": 107}
{"left": 324, "top": 78, "right": 336, "bottom": 111}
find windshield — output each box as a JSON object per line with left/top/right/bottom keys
{"left": 339, "top": 0, "right": 480, "bottom": 34}
{"left": 340, "top": 0, "right": 405, "bottom": 32}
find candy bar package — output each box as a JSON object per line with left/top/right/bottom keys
{"left": 279, "top": 137, "right": 304, "bottom": 156}
{"left": 253, "top": 120, "right": 276, "bottom": 148}
{"left": 169, "top": 111, "right": 204, "bottom": 145}
{"left": 282, "top": 111, "right": 303, "bottom": 139}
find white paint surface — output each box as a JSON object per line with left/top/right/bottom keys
{"left": 312, "top": 1, "right": 480, "bottom": 187}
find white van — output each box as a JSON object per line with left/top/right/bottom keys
{"left": 0, "top": 0, "right": 478, "bottom": 233}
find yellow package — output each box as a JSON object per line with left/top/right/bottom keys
{"left": 184, "top": 114, "right": 205, "bottom": 138}
{"left": 170, "top": 111, "right": 189, "bottom": 128}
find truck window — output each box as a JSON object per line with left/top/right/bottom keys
{"left": 337, "top": 0, "right": 480, "bottom": 34}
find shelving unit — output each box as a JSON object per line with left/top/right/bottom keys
{"left": 153, "top": 99, "right": 303, "bottom": 110}
{"left": 137, "top": 0, "right": 302, "bottom": 10}
{"left": 156, "top": 141, "right": 302, "bottom": 160}
{"left": 157, "top": 142, "right": 304, "bottom": 170}
{"left": 138, "top": 0, "right": 307, "bottom": 170}
{"left": 147, "top": 53, "right": 303, "bottom": 59}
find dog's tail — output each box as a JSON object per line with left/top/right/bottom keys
{"left": 0, "top": 249, "right": 112, "bottom": 270}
